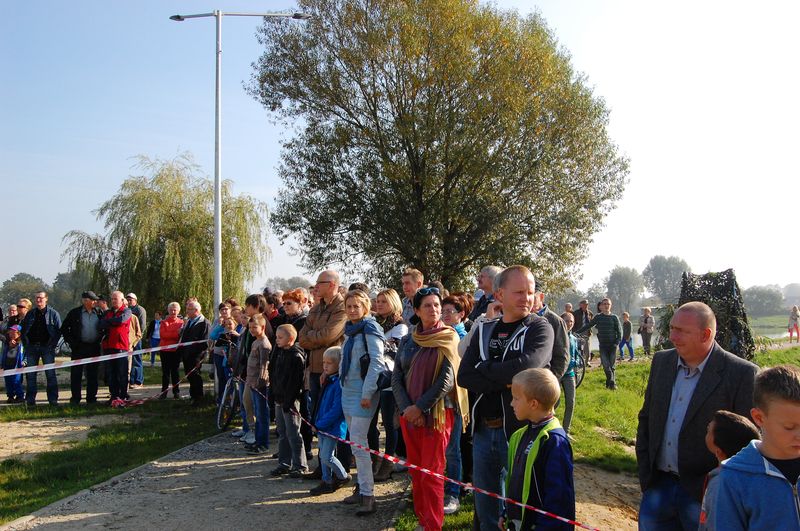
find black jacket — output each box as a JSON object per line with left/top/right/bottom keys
{"left": 176, "top": 316, "right": 211, "bottom": 360}
{"left": 458, "top": 314, "right": 554, "bottom": 439}
{"left": 60, "top": 306, "right": 102, "bottom": 349}
{"left": 270, "top": 343, "right": 306, "bottom": 408}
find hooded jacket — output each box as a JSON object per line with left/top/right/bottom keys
{"left": 313, "top": 373, "right": 347, "bottom": 438}
{"left": 711, "top": 441, "right": 800, "bottom": 530}
{"left": 270, "top": 342, "right": 306, "bottom": 408}
{"left": 458, "top": 314, "right": 554, "bottom": 439}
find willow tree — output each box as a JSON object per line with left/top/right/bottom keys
{"left": 249, "top": 0, "right": 628, "bottom": 289}
{"left": 62, "top": 155, "right": 270, "bottom": 313}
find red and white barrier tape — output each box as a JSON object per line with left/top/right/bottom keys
{"left": 0, "top": 339, "right": 209, "bottom": 378}
{"left": 234, "top": 376, "right": 601, "bottom": 531}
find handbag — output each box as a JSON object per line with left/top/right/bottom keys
{"left": 358, "top": 333, "right": 393, "bottom": 390}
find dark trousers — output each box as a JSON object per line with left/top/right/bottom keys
{"left": 70, "top": 342, "right": 100, "bottom": 403}
{"left": 161, "top": 350, "right": 181, "bottom": 396}
{"left": 106, "top": 350, "right": 128, "bottom": 400}
{"left": 299, "top": 389, "right": 313, "bottom": 456}
{"left": 181, "top": 350, "right": 204, "bottom": 400}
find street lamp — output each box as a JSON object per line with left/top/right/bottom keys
{"left": 169, "top": 10, "right": 309, "bottom": 312}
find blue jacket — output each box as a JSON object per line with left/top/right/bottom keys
{"left": 1, "top": 341, "right": 25, "bottom": 371}
{"left": 314, "top": 374, "right": 347, "bottom": 438}
{"left": 711, "top": 441, "right": 800, "bottom": 530}
{"left": 21, "top": 306, "right": 62, "bottom": 349}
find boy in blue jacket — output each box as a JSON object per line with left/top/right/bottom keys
{"left": 502, "top": 368, "right": 574, "bottom": 531}
{"left": 2, "top": 325, "right": 25, "bottom": 402}
{"left": 309, "top": 346, "right": 352, "bottom": 495}
{"left": 711, "top": 365, "right": 800, "bottom": 530}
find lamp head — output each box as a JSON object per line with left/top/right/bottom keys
{"left": 169, "top": 15, "right": 185, "bottom": 21}
{"left": 292, "top": 12, "right": 311, "bottom": 19}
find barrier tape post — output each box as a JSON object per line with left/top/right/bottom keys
{"left": 232, "top": 376, "right": 600, "bottom": 531}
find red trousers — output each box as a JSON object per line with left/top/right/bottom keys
{"left": 400, "top": 408, "right": 453, "bottom": 531}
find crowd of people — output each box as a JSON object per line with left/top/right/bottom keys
{"left": 1, "top": 265, "right": 799, "bottom": 531}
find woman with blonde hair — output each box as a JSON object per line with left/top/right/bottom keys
{"left": 789, "top": 305, "right": 800, "bottom": 343}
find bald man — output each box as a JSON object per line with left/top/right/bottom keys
{"left": 636, "top": 302, "right": 758, "bottom": 530}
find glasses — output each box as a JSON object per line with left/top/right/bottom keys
{"left": 416, "top": 287, "right": 440, "bottom": 297}
{"left": 441, "top": 309, "right": 459, "bottom": 316}
{"left": 35, "top": 296, "right": 46, "bottom": 300}
{"left": 315, "top": 280, "right": 332, "bottom": 286}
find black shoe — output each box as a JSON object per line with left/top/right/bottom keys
{"left": 309, "top": 481, "right": 335, "bottom": 495}
{"left": 270, "top": 465, "right": 291, "bottom": 477}
{"left": 303, "top": 466, "right": 323, "bottom": 480}
{"left": 288, "top": 468, "right": 310, "bottom": 479}
{"left": 248, "top": 445, "right": 269, "bottom": 454}
{"left": 332, "top": 473, "right": 352, "bottom": 490}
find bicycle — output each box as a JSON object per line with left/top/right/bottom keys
{"left": 574, "top": 351, "right": 586, "bottom": 388}
{"left": 216, "top": 376, "right": 240, "bottom": 431}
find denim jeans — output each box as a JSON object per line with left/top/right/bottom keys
{"left": 129, "top": 341, "right": 144, "bottom": 385}
{"left": 639, "top": 473, "right": 701, "bottom": 530}
{"left": 237, "top": 380, "right": 250, "bottom": 432}
{"left": 276, "top": 401, "right": 307, "bottom": 470}
{"left": 149, "top": 338, "right": 160, "bottom": 365}
{"left": 312, "top": 371, "right": 351, "bottom": 470}
{"left": 560, "top": 373, "right": 576, "bottom": 434}
{"left": 25, "top": 344, "right": 58, "bottom": 405}
{"left": 618, "top": 338, "right": 634, "bottom": 360}
{"left": 251, "top": 387, "right": 270, "bottom": 448}
{"left": 107, "top": 350, "right": 129, "bottom": 400}
{"left": 213, "top": 354, "right": 230, "bottom": 405}
{"left": 345, "top": 414, "right": 373, "bottom": 496}
{"left": 444, "top": 412, "right": 463, "bottom": 497}
{"left": 318, "top": 433, "right": 347, "bottom": 482}
{"left": 599, "top": 343, "right": 617, "bottom": 388}
{"left": 472, "top": 425, "right": 508, "bottom": 530}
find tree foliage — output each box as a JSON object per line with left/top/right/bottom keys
{"left": 743, "top": 285, "right": 785, "bottom": 317}
{"left": 784, "top": 283, "right": 800, "bottom": 306}
{"left": 642, "top": 255, "right": 690, "bottom": 304}
{"left": 264, "top": 276, "right": 313, "bottom": 292}
{"left": 62, "top": 155, "right": 270, "bottom": 314}
{"left": 605, "top": 266, "right": 643, "bottom": 313}
{"left": 249, "top": 0, "right": 628, "bottom": 289}
{"left": 0, "top": 273, "right": 49, "bottom": 307}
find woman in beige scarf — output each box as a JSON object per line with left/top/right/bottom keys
{"left": 392, "top": 287, "right": 469, "bottom": 531}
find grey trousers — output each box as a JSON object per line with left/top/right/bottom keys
{"left": 276, "top": 400, "right": 307, "bottom": 470}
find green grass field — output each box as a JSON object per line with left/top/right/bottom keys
{"left": 394, "top": 346, "right": 800, "bottom": 530}
{"left": 750, "top": 314, "right": 790, "bottom": 336}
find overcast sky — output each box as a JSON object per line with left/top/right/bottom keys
{"left": 2, "top": 0, "right": 798, "bottom": 296}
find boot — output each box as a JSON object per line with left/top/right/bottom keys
{"left": 342, "top": 484, "right": 360, "bottom": 504}
{"left": 371, "top": 453, "right": 381, "bottom": 475}
{"left": 355, "top": 495, "right": 376, "bottom": 516}
{"left": 373, "top": 458, "right": 394, "bottom": 482}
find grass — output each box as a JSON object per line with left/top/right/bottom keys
{"left": 750, "top": 314, "right": 790, "bottom": 336}
{"left": 393, "top": 346, "right": 800, "bottom": 530}
{"left": 0, "top": 398, "right": 217, "bottom": 524}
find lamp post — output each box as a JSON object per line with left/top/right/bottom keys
{"left": 169, "top": 10, "right": 310, "bottom": 312}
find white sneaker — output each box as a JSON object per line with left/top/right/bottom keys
{"left": 231, "top": 429, "right": 245, "bottom": 437}
{"left": 242, "top": 431, "right": 256, "bottom": 445}
{"left": 443, "top": 495, "right": 460, "bottom": 515}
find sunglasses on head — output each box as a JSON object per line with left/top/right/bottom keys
{"left": 416, "top": 286, "right": 440, "bottom": 297}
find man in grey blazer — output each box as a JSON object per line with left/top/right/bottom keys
{"left": 636, "top": 301, "right": 758, "bottom": 530}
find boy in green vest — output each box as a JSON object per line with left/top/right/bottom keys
{"left": 502, "top": 368, "right": 575, "bottom": 530}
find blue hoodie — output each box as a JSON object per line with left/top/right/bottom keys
{"left": 711, "top": 440, "right": 800, "bottom": 530}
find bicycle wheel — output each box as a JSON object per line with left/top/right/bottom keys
{"left": 216, "top": 377, "right": 240, "bottom": 431}
{"left": 574, "top": 352, "right": 586, "bottom": 389}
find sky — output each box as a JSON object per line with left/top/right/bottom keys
{"left": 2, "top": 0, "right": 799, "bottom": 297}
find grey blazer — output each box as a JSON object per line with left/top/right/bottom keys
{"left": 635, "top": 343, "right": 758, "bottom": 502}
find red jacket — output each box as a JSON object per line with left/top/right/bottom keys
{"left": 100, "top": 307, "right": 132, "bottom": 351}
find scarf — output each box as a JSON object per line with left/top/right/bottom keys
{"left": 341, "top": 316, "right": 384, "bottom": 383}
{"left": 410, "top": 323, "right": 470, "bottom": 432}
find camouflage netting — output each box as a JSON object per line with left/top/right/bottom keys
{"left": 677, "top": 269, "right": 755, "bottom": 360}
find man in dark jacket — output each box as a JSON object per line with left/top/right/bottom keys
{"left": 468, "top": 265, "right": 502, "bottom": 322}
{"left": 61, "top": 291, "right": 103, "bottom": 404}
{"left": 458, "top": 265, "right": 554, "bottom": 531}
{"left": 636, "top": 302, "right": 758, "bottom": 529}
{"left": 21, "top": 291, "right": 62, "bottom": 406}
{"left": 125, "top": 293, "right": 147, "bottom": 388}
{"left": 571, "top": 299, "right": 593, "bottom": 362}
{"left": 532, "top": 289, "right": 570, "bottom": 380}
{"left": 177, "top": 299, "right": 211, "bottom": 405}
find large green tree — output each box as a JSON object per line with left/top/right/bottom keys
{"left": 249, "top": 0, "right": 628, "bottom": 289}
{"left": 606, "top": 265, "right": 644, "bottom": 313}
{"left": 0, "top": 273, "right": 50, "bottom": 307}
{"left": 642, "top": 255, "right": 690, "bottom": 304}
{"left": 62, "top": 155, "right": 270, "bottom": 314}
{"left": 742, "top": 285, "right": 784, "bottom": 317}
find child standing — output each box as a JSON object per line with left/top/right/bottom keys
{"left": 503, "top": 368, "right": 575, "bottom": 531}
{"left": 1, "top": 325, "right": 25, "bottom": 402}
{"left": 245, "top": 314, "right": 272, "bottom": 454}
{"left": 559, "top": 313, "right": 579, "bottom": 435}
{"left": 711, "top": 365, "right": 800, "bottom": 529}
{"left": 618, "top": 312, "right": 634, "bottom": 361}
{"left": 309, "top": 346, "right": 351, "bottom": 495}
{"left": 270, "top": 324, "right": 308, "bottom": 478}
{"left": 698, "top": 410, "right": 760, "bottom": 531}
{"left": 212, "top": 317, "right": 239, "bottom": 404}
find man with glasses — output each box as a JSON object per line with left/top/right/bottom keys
{"left": 458, "top": 266, "right": 554, "bottom": 530}
{"left": 21, "top": 291, "right": 62, "bottom": 406}
{"left": 468, "top": 266, "right": 502, "bottom": 322}
{"left": 298, "top": 269, "right": 348, "bottom": 478}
